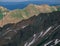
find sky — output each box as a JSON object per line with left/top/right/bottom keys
{"left": 0, "top": 0, "right": 60, "bottom": 2}
{"left": 0, "top": 0, "right": 27, "bottom": 2}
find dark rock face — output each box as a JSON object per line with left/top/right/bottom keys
{"left": 0, "top": 11, "right": 60, "bottom": 46}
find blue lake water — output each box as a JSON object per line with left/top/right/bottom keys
{"left": 0, "top": 1, "right": 60, "bottom": 10}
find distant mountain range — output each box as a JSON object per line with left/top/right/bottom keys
{"left": 0, "top": 1, "right": 60, "bottom": 10}
{"left": 0, "top": 4, "right": 58, "bottom": 26}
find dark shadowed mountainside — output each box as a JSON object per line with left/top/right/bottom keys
{"left": 0, "top": 11, "right": 60, "bottom": 46}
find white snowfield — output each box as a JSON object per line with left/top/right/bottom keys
{"left": 44, "top": 39, "right": 60, "bottom": 46}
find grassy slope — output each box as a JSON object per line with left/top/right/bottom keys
{"left": 0, "top": 13, "right": 3, "bottom": 20}
{"left": 55, "top": 6, "right": 60, "bottom": 11}
{"left": 10, "top": 4, "right": 57, "bottom": 19}
{"left": 0, "top": 4, "right": 58, "bottom": 26}
{"left": 58, "top": 8, "right": 60, "bottom": 11}
{"left": 0, "top": 6, "right": 9, "bottom": 20}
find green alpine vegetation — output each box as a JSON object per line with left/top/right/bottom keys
{"left": 0, "top": 4, "right": 59, "bottom": 26}
{"left": 0, "top": 13, "right": 3, "bottom": 20}
{"left": 0, "top": 6, "right": 9, "bottom": 20}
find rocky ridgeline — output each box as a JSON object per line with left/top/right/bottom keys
{"left": 0, "top": 4, "right": 58, "bottom": 27}
{"left": 0, "top": 6, "right": 9, "bottom": 15}
{"left": 0, "top": 11, "right": 60, "bottom": 46}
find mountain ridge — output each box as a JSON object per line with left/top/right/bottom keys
{"left": 0, "top": 11, "right": 60, "bottom": 46}
{"left": 0, "top": 4, "right": 58, "bottom": 27}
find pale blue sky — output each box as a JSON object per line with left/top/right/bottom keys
{"left": 0, "top": 0, "right": 60, "bottom": 2}
{"left": 0, "top": 0, "right": 28, "bottom": 2}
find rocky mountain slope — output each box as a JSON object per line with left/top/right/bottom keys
{"left": 0, "top": 11, "right": 60, "bottom": 46}
{"left": 0, "top": 4, "right": 58, "bottom": 27}
{"left": 55, "top": 6, "right": 60, "bottom": 11}
{"left": 0, "top": 6, "right": 9, "bottom": 14}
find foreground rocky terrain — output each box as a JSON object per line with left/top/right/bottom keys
{"left": 0, "top": 4, "right": 58, "bottom": 26}
{"left": 0, "top": 11, "right": 60, "bottom": 46}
